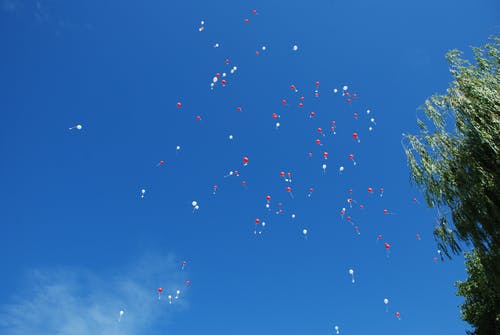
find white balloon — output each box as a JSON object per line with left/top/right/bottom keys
{"left": 76, "top": 124, "right": 82, "bottom": 130}
{"left": 366, "top": 109, "right": 371, "bottom": 114}
{"left": 322, "top": 163, "right": 327, "bottom": 170}
{"left": 141, "top": 189, "right": 146, "bottom": 194}
{"left": 261, "top": 221, "right": 266, "bottom": 227}
{"left": 222, "top": 72, "right": 227, "bottom": 77}
{"left": 292, "top": 45, "right": 298, "bottom": 51}
{"left": 348, "top": 269, "right": 354, "bottom": 275}
{"left": 213, "top": 77, "right": 218, "bottom": 83}
{"left": 333, "top": 88, "right": 338, "bottom": 93}
{"left": 176, "top": 145, "right": 181, "bottom": 150}
{"left": 384, "top": 298, "right": 389, "bottom": 304}
{"left": 119, "top": 310, "right": 124, "bottom": 316}
{"left": 291, "top": 214, "right": 296, "bottom": 219}
{"left": 339, "top": 166, "right": 344, "bottom": 172}
{"left": 192, "top": 201, "right": 197, "bottom": 206}
{"left": 343, "top": 85, "right": 348, "bottom": 91}
{"left": 214, "top": 43, "right": 219, "bottom": 48}
{"left": 194, "top": 205, "right": 199, "bottom": 210}
{"left": 302, "top": 229, "right": 308, "bottom": 235}
{"left": 229, "top": 135, "right": 234, "bottom": 140}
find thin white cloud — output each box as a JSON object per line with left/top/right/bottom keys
{"left": 0, "top": 253, "right": 189, "bottom": 335}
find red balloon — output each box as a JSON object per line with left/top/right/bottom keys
{"left": 286, "top": 186, "right": 292, "bottom": 192}
{"left": 310, "top": 112, "right": 315, "bottom": 118}
{"left": 323, "top": 151, "right": 329, "bottom": 158}
{"left": 196, "top": 115, "right": 201, "bottom": 121}
{"left": 384, "top": 243, "right": 391, "bottom": 249}
{"left": 315, "top": 81, "right": 320, "bottom": 86}
{"left": 225, "top": 59, "right": 230, "bottom": 64}
{"left": 158, "top": 287, "right": 163, "bottom": 293}
{"left": 185, "top": 280, "right": 191, "bottom": 286}
{"left": 236, "top": 107, "right": 242, "bottom": 111}
{"left": 255, "top": 218, "right": 260, "bottom": 224}
{"left": 317, "top": 128, "right": 322, "bottom": 133}
{"left": 315, "top": 139, "right": 321, "bottom": 145}
{"left": 282, "top": 99, "right": 287, "bottom": 105}
{"left": 368, "top": 187, "right": 373, "bottom": 193}
{"left": 252, "top": 9, "right": 257, "bottom": 15}
{"left": 243, "top": 157, "right": 249, "bottom": 164}
{"left": 280, "top": 171, "right": 285, "bottom": 177}
{"left": 300, "top": 96, "right": 305, "bottom": 101}
{"left": 377, "top": 234, "right": 382, "bottom": 239}
{"left": 395, "top": 312, "right": 400, "bottom": 318}
{"left": 298, "top": 102, "right": 304, "bottom": 108}
{"left": 272, "top": 113, "right": 278, "bottom": 119}
{"left": 383, "top": 209, "right": 388, "bottom": 214}
{"left": 176, "top": 102, "right": 182, "bottom": 108}
{"left": 159, "top": 160, "right": 165, "bottom": 165}
{"left": 352, "top": 132, "right": 358, "bottom": 140}
{"left": 244, "top": 18, "right": 249, "bottom": 23}
{"left": 266, "top": 195, "right": 271, "bottom": 201}
{"left": 221, "top": 79, "right": 227, "bottom": 86}
{"left": 181, "top": 260, "right": 187, "bottom": 265}
{"left": 349, "top": 154, "right": 354, "bottom": 160}
{"left": 290, "top": 84, "right": 295, "bottom": 90}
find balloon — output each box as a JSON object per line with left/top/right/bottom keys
{"left": 384, "top": 298, "right": 389, "bottom": 304}
{"left": 286, "top": 186, "right": 291, "bottom": 192}
{"left": 368, "top": 187, "right": 373, "bottom": 193}
{"left": 244, "top": 18, "right": 249, "bottom": 23}
{"left": 282, "top": 99, "right": 287, "bottom": 105}
{"left": 352, "top": 132, "right": 358, "bottom": 140}
{"left": 118, "top": 310, "right": 125, "bottom": 322}
{"left": 395, "top": 312, "right": 401, "bottom": 319}
{"left": 229, "top": 135, "right": 234, "bottom": 140}
{"left": 272, "top": 113, "right": 278, "bottom": 119}
{"left": 255, "top": 218, "right": 260, "bottom": 225}
{"left": 140, "top": 189, "right": 146, "bottom": 198}
{"left": 292, "top": 45, "right": 298, "bottom": 51}
{"left": 334, "top": 325, "right": 339, "bottom": 334}
{"left": 119, "top": 310, "right": 124, "bottom": 316}
{"left": 69, "top": 124, "right": 83, "bottom": 130}
{"left": 384, "top": 243, "right": 391, "bottom": 249}
{"left": 243, "top": 157, "right": 249, "bottom": 165}
{"left": 176, "top": 102, "right": 182, "bottom": 108}
{"left": 323, "top": 151, "right": 329, "bottom": 159}
{"left": 266, "top": 195, "right": 271, "bottom": 201}
{"left": 298, "top": 102, "right": 303, "bottom": 108}
{"left": 158, "top": 287, "right": 163, "bottom": 293}
{"left": 348, "top": 269, "right": 355, "bottom": 283}
{"left": 315, "top": 81, "right": 320, "bottom": 87}
{"left": 383, "top": 209, "right": 389, "bottom": 214}
{"left": 192, "top": 201, "right": 197, "bottom": 206}
{"left": 185, "top": 280, "right": 191, "bottom": 286}
{"left": 310, "top": 112, "right": 315, "bottom": 118}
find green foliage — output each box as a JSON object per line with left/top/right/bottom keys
{"left": 404, "top": 38, "right": 500, "bottom": 334}
{"left": 456, "top": 250, "right": 500, "bottom": 334}
{"left": 403, "top": 37, "right": 500, "bottom": 258}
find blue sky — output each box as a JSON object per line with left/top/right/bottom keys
{"left": 0, "top": 1, "right": 498, "bottom": 334}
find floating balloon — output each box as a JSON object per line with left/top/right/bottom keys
{"left": 292, "top": 45, "right": 298, "bottom": 51}
{"left": 395, "top": 312, "right": 401, "bottom": 320}
{"left": 69, "top": 124, "right": 82, "bottom": 130}
{"left": 348, "top": 269, "right": 355, "bottom": 283}
{"left": 118, "top": 310, "right": 125, "bottom": 322}
{"left": 384, "top": 298, "right": 389, "bottom": 312}
{"left": 158, "top": 287, "right": 163, "bottom": 299}
{"left": 176, "top": 102, "right": 182, "bottom": 108}
{"left": 334, "top": 325, "right": 340, "bottom": 334}
{"left": 181, "top": 260, "right": 187, "bottom": 270}
{"left": 243, "top": 156, "right": 249, "bottom": 166}
{"left": 140, "top": 189, "right": 146, "bottom": 198}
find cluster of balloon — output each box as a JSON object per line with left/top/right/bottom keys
{"left": 61, "top": 6, "right": 432, "bottom": 330}
{"left": 192, "top": 201, "right": 199, "bottom": 212}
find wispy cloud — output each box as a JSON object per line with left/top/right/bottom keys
{"left": 0, "top": 253, "right": 189, "bottom": 335}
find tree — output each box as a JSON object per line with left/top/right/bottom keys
{"left": 403, "top": 38, "right": 499, "bottom": 334}
{"left": 456, "top": 250, "right": 499, "bottom": 335}
{"left": 403, "top": 38, "right": 499, "bottom": 257}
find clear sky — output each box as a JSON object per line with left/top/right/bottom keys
{"left": 0, "top": 1, "right": 498, "bottom": 334}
